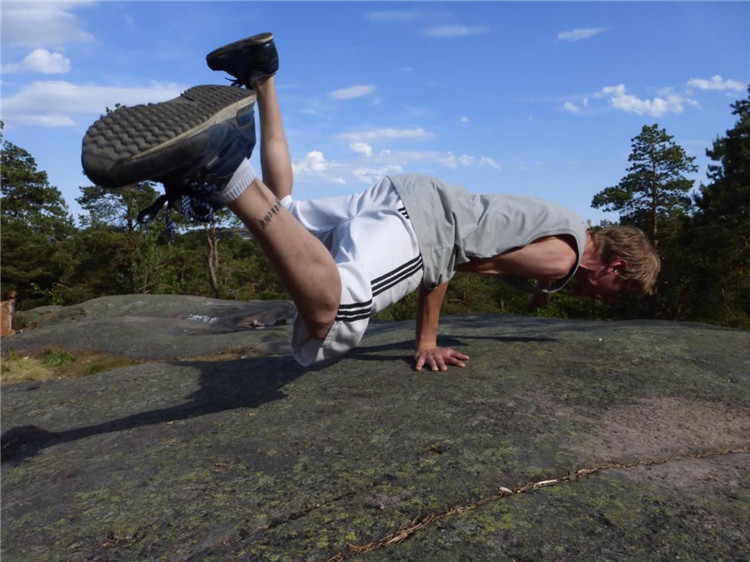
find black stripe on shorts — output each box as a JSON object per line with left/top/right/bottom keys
{"left": 335, "top": 255, "right": 424, "bottom": 323}
{"left": 372, "top": 254, "right": 423, "bottom": 297}
{"left": 335, "top": 300, "right": 373, "bottom": 322}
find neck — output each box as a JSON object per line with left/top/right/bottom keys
{"left": 577, "top": 231, "right": 601, "bottom": 274}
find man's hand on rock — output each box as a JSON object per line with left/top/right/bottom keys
{"left": 414, "top": 346, "right": 469, "bottom": 372}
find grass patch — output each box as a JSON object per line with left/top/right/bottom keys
{"left": 1, "top": 348, "right": 143, "bottom": 386}
{"left": 41, "top": 349, "right": 76, "bottom": 367}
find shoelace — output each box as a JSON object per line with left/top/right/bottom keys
{"left": 137, "top": 178, "right": 224, "bottom": 242}
{"left": 224, "top": 76, "right": 244, "bottom": 88}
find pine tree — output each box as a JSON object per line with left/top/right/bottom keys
{"left": 1, "top": 141, "right": 74, "bottom": 240}
{"left": 1, "top": 135, "right": 75, "bottom": 307}
{"left": 77, "top": 183, "right": 161, "bottom": 231}
{"left": 592, "top": 124, "right": 697, "bottom": 248}
{"left": 687, "top": 86, "right": 750, "bottom": 326}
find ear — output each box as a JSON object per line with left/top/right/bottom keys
{"left": 608, "top": 259, "right": 628, "bottom": 274}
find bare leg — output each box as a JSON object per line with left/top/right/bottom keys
{"left": 253, "top": 76, "right": 293, "bottom": 199}
{"left": 225, "top": 72, "right": 340, "bottom": 339}
{"left": 228, "top": 178, "right": 340, "bottom": 341}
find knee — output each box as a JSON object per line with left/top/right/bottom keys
{"left": 299, "top": 298, "right": 339, "bottom": 340}
{"left": 303, "top": 315, "right": 336, "bottom": 341}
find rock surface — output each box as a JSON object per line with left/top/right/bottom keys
{"left": 9, "top": 294, "right": 297, "bottom": 360}
{"left": 2, "top": 295, "right": 749, "bottom": 561}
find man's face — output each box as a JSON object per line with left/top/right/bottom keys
{"left": 573, "top": 261, "right": 630, "bottom": 302}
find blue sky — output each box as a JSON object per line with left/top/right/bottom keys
{"left": 2, "top": 1, "right": 748, "bottom": 226}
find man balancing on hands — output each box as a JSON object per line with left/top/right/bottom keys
{"left": 81, "top": 33, "right": 661, "bottom": 371}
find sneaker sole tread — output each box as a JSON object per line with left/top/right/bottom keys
{"left": 82, "top": 85, "right": 255, "bottom": 187}
{"left": 206, "top": 32, "right": 274, "bottom": 66}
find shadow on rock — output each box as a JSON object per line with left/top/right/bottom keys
{"left": 459, "top": 334, "right": 558, "bottom": 344}
{"left": 344, "top": 333, "right": 557, "bottom": 366}
{"left": 1, "top": 355, "right": 307, "bottom": 464}
{"left": 344, "top": 336, "right": 469, "bottom": 366}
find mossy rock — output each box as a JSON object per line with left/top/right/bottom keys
{"left": 2, "top": 297, "right": 749, "bottom": 560}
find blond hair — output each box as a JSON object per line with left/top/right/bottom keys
{"left": 591, "top": 226, "right": 661, "bottom": 296}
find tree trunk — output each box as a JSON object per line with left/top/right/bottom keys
{"left": 650, "top": 153, "right": 659, "bottom": 248}
{"left": 206, "top": 221, "right": 219, "bottom": 298}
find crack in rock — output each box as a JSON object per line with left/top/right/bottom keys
{"left": 327, "top": 446, "right": 750, "bottom": 561}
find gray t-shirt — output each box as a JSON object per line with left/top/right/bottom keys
{"left": 388, "top": 174, "right": 588, "bottom": 293}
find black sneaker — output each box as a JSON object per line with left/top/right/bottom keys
{"left": 81, "top": 85, "right": 256, "bottom": 225}
{"left": 206, "top": 32, "right": 279, "bottom": 89}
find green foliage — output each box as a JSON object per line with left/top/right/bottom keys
{"left": 77, "top": 183, "right": 162, "bottom": 231}
{"left": 57, "top": 226, "right": 141, "bottom": 301}
{"left": 588, "top": 88, "right": 750, "bottom": 328}
{"left": 591, "top": 123, "right": 700, "bottom": 321}
{"left": 679, "top": 85, "right": 750, "bottom": 327}
{"left": 1, "top": 140, "right": 76, "bottom": 307}
{"left": 1, "top": 142, "right": 75, "bottom": 239}
{"left": 591, "top": 124, "right": 697, "bottom": 248}
{"left": 42, "top": 349, "right": 76, "bottom": 367}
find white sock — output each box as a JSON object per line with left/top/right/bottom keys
{"left": 219, "top": 158, "right": 256, "bottom": 203}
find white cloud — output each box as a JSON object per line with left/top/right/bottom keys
{"left": 434, "top": 153, "right": 500, "bottom": 171}
{"left": 480, "top": 156, "right": 501, "bottom": 171}
{"left": 292, "top": 151, "right": 348, "bottom": 186}
{"left": 364, "top": 10, "right": 423, "bottom": 23}
{"left": 439, "top": 153, "right": 491, "bottom": 169}
{"left": 12, "top": 114, "right": 77, "bottom": 127}
{"left": 2, "top": 80, "right": 185, "bottom": 128}
{"left": 422, "top": 25, "right": 490, "bottom": 38}
{"left": 558, "top": 27, "right": 607, "bottom": 42}
{"left": 295, "top": 147, "right": 503, "bottom": 187}
{"left": 3, "top": 49, "right": 72, "bottom": 74}
{"left": 563, "top": 101, "right": 581, "bottom": 114}
{"left": 328, "top": 85, "right": 376, "bottom": 100}
{"left": 2, "top": 1, "right": 95, "bottom": 48}
{"left": 352, "top": 165, "right": 404, "bottom": 185}
{"left": 350, "top": 142, "right": 373, "bottom": 157}
{"left": 293, "top": 151, "right": 337, "bottom": 174}
{"left": 596, "top": 84, "right": 694, "bottom": 117}
{"left": 687, "top": 75, "right": 745, "bottom": 92}
{"left": 460, "top": 116, "right": 470, "bottom": 124}
{"left": 338, "top": 127, "right": 434, "bottom": 143}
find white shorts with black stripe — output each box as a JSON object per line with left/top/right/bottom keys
{"left": 280, "top": 177, "right": 423, "bottom": 366}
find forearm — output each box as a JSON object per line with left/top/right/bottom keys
{"left": 413, "top": 282, "right": 469, "bottom": 371}
{"left": 415, "top": 282, "right": 448, "bottom": 350}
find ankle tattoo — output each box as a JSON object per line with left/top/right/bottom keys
{"left": 258, "top": 201, "right": 281, "bottom": 229}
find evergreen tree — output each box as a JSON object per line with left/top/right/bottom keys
{"left": 75, "top": 179, "right": 247, "bottom": 298}
{"left": 77, "top": 183, "right": 161, "bottom": 231}
{"left": 1, "top": 141, "right": 74, "bottom": 240}
{"left": 1, "top": 134, "right": 76, "bottom": 307}
{"left": 687, "top": 86, "right": 750, "bottom": 327}
{"left": 592, "top": 124, "right": 697, "bottom": 248}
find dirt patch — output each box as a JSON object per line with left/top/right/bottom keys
{"left": 612, "top": 453, "right": 750, "bottom": 488}
{"left": 571, "top": 397, "right": 750, "bottom": 460}
{"left": 528, "top": 393, "right": 750, "bottom": 487}
{"left": 569, "top": 396, "right": 750, "bottom": 488}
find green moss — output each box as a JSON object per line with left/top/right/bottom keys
{"left": 1, "top": 348, "right": 142, "bottom": 384}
